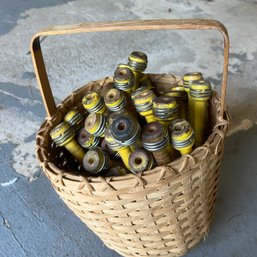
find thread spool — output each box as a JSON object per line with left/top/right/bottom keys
{"left": 129, "top": 148, "right": 154, "bottom": 174}
{"left": 83, "top": 147, "right": 110, "bottom": 176}
{"left": 190, "top": 80, "right": 212, "bottom": 147}
{"left": 133, "top": 89, "right": 157, "bottom": 123}
{"left": 64, "top": 110, "right": 84, "bottom": 133}
{"left": 104, "top": 88, "right": 127, "bottom": 112}
{"left": 142, "top": 122, "right": 173, "bottom": 166}
{"left": 77, "top": 128, "right": 100, "bottom": 149}
{"left": 169, "top": 119, "right": 195, "bottom": 155}
{"left": 128, "top": 51, "right": 148, "bottom": 73}
{"left": 82, "top": 92, "right": 107, "bottom": 114}
{"left": 104, "top": 126, "right": 132, "bottom": 169}
{"left": 183, "top": 72, "right": 203, "bottom": 124}
{"left": 128, "top": 51, "right": 148, "bottom": 88}
{"left": 111, "top": 115, "right": 142, "bottom": 151}
{"left": 165, "top": 85, "right": 188, "bottom": 120}
{"left": 114, "top": 66, "right": 136, "bottom": 94}
{"left": 183, "top": 72, "right": 203, "bottom": 93}
{"left": 50, "top": 122, "right": 85, "bottom": 164}
{"left": 84, "top": 113, "right": 106, "bottom": 137}
{"left": 131, "top": 85, "right": 151, "bottom": 101}
{"left": 153, "top": 95, "right": 178, "bottom": 127}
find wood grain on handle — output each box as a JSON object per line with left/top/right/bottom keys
{"left": 30, "top": 19, "right": 229, "bottom": 117}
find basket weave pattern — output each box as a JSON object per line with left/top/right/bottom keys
{"left": 36, "top": 75, "right": 230, "bottom": 257}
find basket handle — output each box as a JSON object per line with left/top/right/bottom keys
{"left": 30, "top": 19, "right": 229, "bottom": 118}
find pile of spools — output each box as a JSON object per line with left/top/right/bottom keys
{"left": 50, "top": 51, "right": 213, "bottom": 177}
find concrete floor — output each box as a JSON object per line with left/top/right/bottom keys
{"left": 0, "top": 0, "right": 257, "bottom": 256}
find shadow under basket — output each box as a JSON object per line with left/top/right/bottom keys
{"left": 32, "top": 20, "right": 230, "bottom": 257}
{"left": 36, "top": 74, "right": 230, "bottom": 257}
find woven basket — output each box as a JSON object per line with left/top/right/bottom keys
{"left": 31, "top": 20, "right": 230, "bottom": 257}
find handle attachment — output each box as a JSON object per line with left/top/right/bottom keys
{"left": 30, "top": 19, "right": 229, "bottom": 118}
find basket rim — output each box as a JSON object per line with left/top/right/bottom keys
{"left": 35, "top": 74, "right": 230, "bottom": 193}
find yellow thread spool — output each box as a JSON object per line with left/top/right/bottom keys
{"left": 183, "top": 72, "right": 203, "bottom": 93}
{"left": 190, "top": 80, "right": 212, "bottom": 147}
{"left": 165, "top": 86, "right": 188, "bottom": 120}
{"left": 64, "top": 109, "right": 84, "bottom": 133}
{"left": 133, "top": 89, "right": 157, "bottom": 123}
{"left": 128, "top": 51, "right": 148, "bottom": 72}
{"left": 104, "top": 88, "right": 127, "bottom": 112}
{"left": 116, "top": 146, "right": 132, "bottom": 170}
{"left": 111, "top": 115, "right": 142, "bottom": 152}
{"left": 131, "top": 85, "right": 151, "bottom": 101}
{"left": 50, "top": 122, "right": 85, "bottom": 164}
{"left": 114, "top": 66, "right": 136, "bottom": 93}
{"left": 82, "top": 92, "right": 107, "bottom": 114}
{"left": 105, "top": 127, "right": 132, "bottom": 169}
{"left": 142, "top": 122, "right": 174, "bottom": 165}
{"left": 183, "top": 72, "right": 203, "bottom": 123}
{"left": 77, "top": 128, "right": 100, "bottom": 149}
{"left": 83, "top": 147, "right": 110, "bottom": 176}
{"left": 128, "top": 51, "right": 148, "bottom": 87}
{"left": 84, "top": 113, "right": 106, "bottom": 137}
{"left": 118, "top": 63, "right": 131, "bottom": 69}
{"left": 129, "top": 148, "right": 154, "bottom": 174}
{"left": 169, "top": 119, "right": 195, "bottom": 155}
{"left": 153, "top": 95, "right": 178, "bottom": 128}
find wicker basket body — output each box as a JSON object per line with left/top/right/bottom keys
{"left": 32, "top": 20, "right": 230, "bottom": 257}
